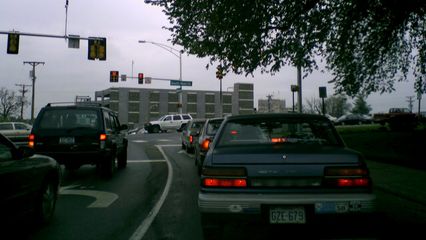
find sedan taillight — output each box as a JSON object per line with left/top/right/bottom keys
{"left": 201, "top": 167, "right": 247, "bottom": 188}
{"left": 324, "top": 166, "right": 371, "bottom": 188}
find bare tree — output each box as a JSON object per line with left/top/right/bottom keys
{"left": 0, "top": 87, "right": 20, "bottom": 121}
{"left": 304, "top": 97, "right": 322, "bottom": 114}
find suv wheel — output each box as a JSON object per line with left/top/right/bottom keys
{"left": 102, "top": 152, "right": 116, "bottom": 178}
{"left": 152, "top": 125, "right": 160, "bottom": 133}
{"left": 117, "top": 147, "right": 127, "bottom": 169}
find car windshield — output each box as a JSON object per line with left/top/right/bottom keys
{"left": 216, "top": 117, "right": 340, "bottom": 147}
{"left": 39, "top": 109, "right": 100, "bottom": 130}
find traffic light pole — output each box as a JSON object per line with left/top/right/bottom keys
{"left": 24, "top": 61, "right": 45, "bottom": 122}
{"left": 138, "top": 40, "right": 183, "bottom": 114}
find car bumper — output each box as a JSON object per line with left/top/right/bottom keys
{"left": 199, "top": 192, "right": 376, "bottom": 215}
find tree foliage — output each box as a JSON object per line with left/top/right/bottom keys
{"left": 351, "top": 94, "right": 372, "bottom": 115}
{"left": 152, "top": 0, "right": 426, "bottom": 96}
{"left": 0, "top": 87, "right": 20, "bottom": 120}
{"left": 304, "top": 94, "right": 351, "bottom": 117}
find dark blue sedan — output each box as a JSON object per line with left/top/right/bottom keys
{"left": 198, "top": 113, "right": 376, "bottom": 234}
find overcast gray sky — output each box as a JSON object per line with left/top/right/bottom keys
{"left": 1, "top": 0, "right": 424, "bottom": 119}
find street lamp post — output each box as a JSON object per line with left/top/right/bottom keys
{"left": 138, "top": 40, "right": 183, "bottom": 114}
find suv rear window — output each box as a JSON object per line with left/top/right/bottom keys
{"left": 38, "top": 109, "right": 101, "bottom": 129}
{"left": 182, "top": 115, "right": 191, "bottom": 120}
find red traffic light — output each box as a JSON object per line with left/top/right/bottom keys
{"left": 138, "top": 73, "right": 144, "bottom": 84}
{"left": 110, "top": 71, "right": 119, "bottom": 82}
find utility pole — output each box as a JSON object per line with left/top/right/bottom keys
{"left": 15, "top": 83, "right": 31, "bottom": 120}
{"left": 24, "top": 61, "right": 45, "bottom": 121}
{"left": 266, "top": 94, "right": 273, "bottom": 113}
{"left": 406, "top": 96, "right": 415, "bottom": 113}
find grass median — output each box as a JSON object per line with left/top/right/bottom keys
{"left": 337, "top": 124, "right": 426, "bottom": 170}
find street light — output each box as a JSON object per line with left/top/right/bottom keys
{"left": 138, "top": 40, "right": 183, "bottom": 113}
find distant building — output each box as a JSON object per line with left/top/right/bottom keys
{"left": 258, "top": 98, "right": 286, "bottom": 113}
{"left": 94, "top": 83, "right": 254, "bottom": 126}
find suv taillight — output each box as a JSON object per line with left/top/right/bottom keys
{"left": 201, "top": 138, "right": 211, "bottom": 151}
{"left": 189, "top": 135, "right": 193, "bottom": 144}
{"left": 201, "top": 167, "right": 247, "bottom": 188}
{"left": 28, "top": 134, "right": 35, "bottom": 148}
{"left": 324, "top": 166, "right": 371, "bottom": 187}
{"left": 99, "top": 134, "right": 107, "bottom": 141}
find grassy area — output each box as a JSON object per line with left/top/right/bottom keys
{"left": 337, "top": 125, "right": 426, "bottom": 170}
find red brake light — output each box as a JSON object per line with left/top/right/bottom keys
{"left": 271, "top": 137, "right": 286, "bottom": 143}
{"left": 100, "top": 134, "right": 107, "bottom": 141}
{"left": 189, "top": 135, "right": 193, "bottom": 144}
{"left": 201, "top": 139, "right": 211, "bottom": 151}
{"left": 337, "top": 178, "right": 370, "bottom": 187}
{"left": 203, "top": 178, "right": 247, "bottom": 188}
{"left": 28, "top": 134, "right": 35, "bottom": 148}
{"left": 325, "top": 167, "right": 371, "bottom": 187}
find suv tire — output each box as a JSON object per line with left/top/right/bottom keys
{"left": 152, "top": 125, "right": 161, "bottom": 133}
{"left": 117, "top": 146, "right": 127, "bottom": 169}
{"left": 102, "top": 152, "right": 116, "bottom": 178}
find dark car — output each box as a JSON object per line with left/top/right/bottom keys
{"left": 0, "top": 133, "right": 61, "bottom": 228}
{"left": 194, "top": 118, "right": 224, "bottom": 174}
{"left": 180, "top": 119, "right": 206, "bottom": 153}
{"left": 335, "top": 114, "right": 373, "bottom": 125}
{"left": 30, "top": 103, "right": 128, "bottom": 178}
{"left": 198, "top": 113, "right": 375, "bottom": 236}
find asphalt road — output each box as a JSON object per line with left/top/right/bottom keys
{"left": 18, "top": 131, "right": 426, "bottom": 240}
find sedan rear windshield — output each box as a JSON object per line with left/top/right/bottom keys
{"left": 216, "top": 117, "right": 341, "bottom": 147}
{"left": 38, "top": 109, "right": 101, "bottom": 130}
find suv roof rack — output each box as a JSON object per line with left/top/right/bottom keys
{"left": 46, "top": 102, "right": 103, "bottom": 107}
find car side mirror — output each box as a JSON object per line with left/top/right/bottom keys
{"left": 16, "top": 146, "right": 35, "bottom": 159}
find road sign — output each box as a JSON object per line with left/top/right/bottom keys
{"left": 68, "top": 35, "right": 80, "bottom": 49}
{"left": 170, "top": 80, "right": 192, "bottom": 86}
{"left": 121, "top": 74, "right": 127, "bottom": 81}
{"left": 145, "top": 77, "right": 152, "bottom": 84}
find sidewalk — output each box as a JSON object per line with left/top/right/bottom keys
{"left": 366, "top": 160, "right": 426, "bottom": 205}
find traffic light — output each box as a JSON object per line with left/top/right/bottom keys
{"left": 88, "top": 37, "right": 107, "bottom": 60}
{"left": 138, "top": 73, "right": 144, "bottom": 84}
{"left": 110, "top": 71, "right": 119, "bottom": 82}
{"left": 216, "top": 66, "right": 224, "bottom": 80}
{"left": 7, "top": 33, "right": 20, "bottom": 54}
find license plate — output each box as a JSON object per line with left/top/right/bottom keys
{"left": 269, "top": 207, "right": 306, "bottom": 224}
{"left": 59, "top": 137, "right": 75, "bottom": 144}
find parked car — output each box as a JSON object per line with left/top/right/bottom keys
{"left": 30, "top": 103, "right": 128, "bottom": 178}
{"left": 198, "top": 113, "right": 376, "bottom": 236}
{"left": 0, "top": 122, "right": 32, "bottom": 146}
{"left": 180, "top": 119, "right": 206, "bottom": 153}
{"left": 335, "top": 114, "right": 373, "bottom": 125}
{"left": 0, "top": 132, "right": 61, "bottom": 227}
{"left": 144, "top": 114, "right": 192, "bottom": 133}
{"left": 194, "top": 117, "right": 224, "bottom": 174}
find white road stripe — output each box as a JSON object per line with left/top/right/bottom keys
{"left": 157, "top": 139, "right": 171, "bottom": 142}
{"left": 127, "top": 160, "right": 166, "bottom": 163}
{"left": 129, "top": 145, "right": 174, "bottom": 240}
{"left": 131, "top": 140, "right": 148, "bottom": 143}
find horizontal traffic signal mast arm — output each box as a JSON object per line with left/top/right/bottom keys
{"left": 0, "top": 30, "right": 104, "bottom": 41}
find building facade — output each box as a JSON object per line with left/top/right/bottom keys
{"left": 94, "top": 83, "right": 254, "bottom": 126}
{"left": 258, "top": 98, "right": 287, "bottom": 113}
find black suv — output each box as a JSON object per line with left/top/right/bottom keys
{"left": 30, "top": 103, "right": 128, "bottom": 178}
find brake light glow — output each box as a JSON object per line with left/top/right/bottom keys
{"left": 324, "top": 166, "right": 371, "bottom": 188}
{"left": 230, "top": 130, "right": 238, "bottom": 135}
{"left": 99, "top": 134, "right": 107, "bottom": 141}
{"left": 337, "top": 178, "right": 370, "bottom": 187}
{"left": 201, "top": 138, "right": 211, "bottom": 151}
{"left": 28, "top": 134, "right": 35, "bottom": 148}
{"left": 189, "top": 135, "right": 193, "bottom": 144}
{"left": 203, "top": 178, "right": 247, "bottom": 187}
{"left": 271, "top": 137, "right": 286, "bottom": 143}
